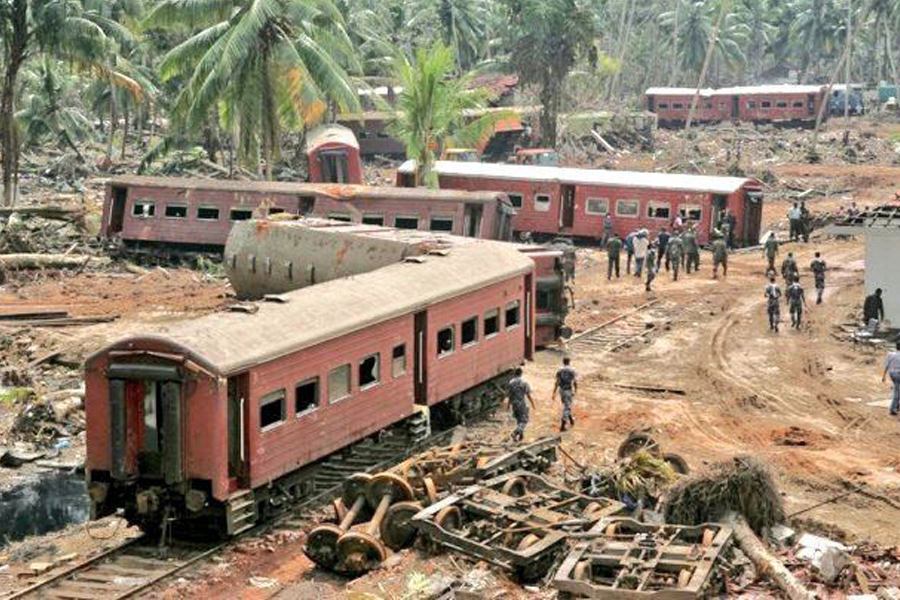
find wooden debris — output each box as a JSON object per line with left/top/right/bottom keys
{"left": 0, "top": 254, "right": 110, "bottom": 270}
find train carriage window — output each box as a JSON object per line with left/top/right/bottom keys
{"left": 507, "top": 193, "right": 523, "bottom": 209}
{"left": 461, "top": 316, "right": 478, "bottom": 347}
{"left": 197, "top": 206, "right": 220, "bottom": 221}
{"left": 269, "top": 207, "right": 285, "bottom": 215}
{"left": 747, "top": 101, "right": 756, "bottom": 109}
{"left": 328, "top": 212, "right": 352, "bottom": 223}
{"left": 679, "top": 204, "right": 702, "bottom": 221}
{"left": 437, "top": 327, "right": 455, "bottom": 357}
{"left": 164, "top": 204, "right": 188, "bottom": 219}
{"left": 231, "top": 208, "right": 253, "bottom": 221}
{"left": 359, "top": 354, "right": 380, "bottom": 390}
{"left": 585, "top": 198, "right": 609, "bottom": 215}
{"left": 704, "top": 102, "right": 713, "bottom": 109}
{"left": 616, "top": 199, "right": 639, "bottom": 217}
{"left": 505, "top": 301, "right": 521, "bottom": 329}
{"left": 484, "top": 309, "right": 500, "bottom": 338}
{"left": 295, "top": 378, "right": 319, "bottom": 416}
{"left": 647, "top": 201, "right": 671, "bottom": 220}
{"left": 395, "top": 215, "right": 419, "bottom": 229}
{"left": 761, "top": 101, "right": 772, "bottom": 108}
{"left": 792, "top": 100, "right": 804, "bottom": 108}
{"left": 657, "top": 103, "right": 669, "bottom": 109}
{"left": 362, "top": 214, "right": 384, "bottom": 226}
{"left": 430, "top": 216, "right": 454, "bottom": 232}
{"left": 776, "top": 101, "right": 788, "bottom": 108}
{"left": 392, "top": 345, "right": 406, "bottom": 378}
{"left": 259, "top": 390, "right": 286, "bottom": 430}
{"left": 672, "top": 103, "right": 684, "bottom": 109}
{"left": 132, "top": 200, "right": 155, "bottom": 218}
{"left": 534, "top": 194, "right": 551, "bottom": 212}
{"left": 327, "top": 364, "right": 351, "bottom": 403}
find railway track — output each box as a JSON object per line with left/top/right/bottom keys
{"left": 6, "top": 425, "right": 461, "bottom": 600}
{"left": 565, "top": 300, "right": 665, "bottom": 354}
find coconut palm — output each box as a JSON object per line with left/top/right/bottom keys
{"left": 789, "top": 0, "right": 845, "bottom": 82}
{"left": 145, "top": 0, "right": 362, "bottom": 179}
{"left": 408, "top": 0, "right": 491, "bottom": 71}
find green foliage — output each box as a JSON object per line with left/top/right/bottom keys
{"left": 0, "top": 387, "right": 36, "bottom": 406}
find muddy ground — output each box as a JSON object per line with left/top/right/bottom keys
{"left": 1, "top": 119, "right": 899, "bottom": 598}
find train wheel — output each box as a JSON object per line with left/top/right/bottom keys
{"left": 434, "top": 506, "right": 462, "bottom": 532}
{"left": 617, "top": 432, "right": 662, "bottom": 459}
{"left": 423, "top": 477, "right": 439, "bottom": 506}
{"left": 366, "top": 472, "right": 415, "bottom": 508}
{"left": 663, "top": 452, "right": 691, "bottom": 475}
{"left": 332, "top": 498, "right": 347, "bottom": 523}
{"left": 380, "top": 501, "right": 423, "bottom": 551}
{"left": 305, "top": 523, "right": 343, "bottom": 570}
{"left": 501, "top": 476, "right": 527, "bottom": 498}
{"left": 336, "top": 531, "right": 387, "bottom": 576}
{"left": 342, "top": 473, "right": 374, "bottom": 512}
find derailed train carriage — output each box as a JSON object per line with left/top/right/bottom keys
{"left": 84, "top": 238, "right": 537, "bottom": 536}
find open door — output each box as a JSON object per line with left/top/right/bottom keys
{"left": 227, "top": 373, "right": 250, "bottom": 489}
{"left": 807, "top": 93, "right": 816, "bottom": 116}
{"left": 711, "top": 195, "right": 728, "bottom": 237}
{"left": 109, "top": 186, "right": 127, "bottom": 235}
{"left": 297, "top": 195, "right": 316, "bottom": 215}
{"left": 524, "top": 274, "right": 534, "bottom": 360}
{"left": 560, "top": 185, "right": 575, "bottom": 229}
{"left": 464, "top": 204, "right": 483, "bottom": 237}
{"left": 731, "top": 96, "right": 740, "bottom": 120}
{"left": 413, "top": 311, "right": 428, "bottom": 404}
{"left": 743, "top": 191, "right": 763, "bottom": 246}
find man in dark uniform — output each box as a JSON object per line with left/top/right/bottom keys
{"left": 786, "top": 275, "right": 808, "bottom": 329}
{"left": 781, "top": 252, "right": 798, "bottom": 289}
{"left": 667, "top": 233, "right": 683, "bottom": 281}
{"left": 712, "top": 234, "right": 728, "bottom": 279}
{"left": 864, "top": 288, "right": 885, "bottom": 329}
{"left": 506, "top": 368, "right": 535, "bottom": 442}
{"left": 800, "top": 201, "right": 811, "bottom": 243}
{"left": 624, "top": 231, "right": 636, "bottom": 275}
{"left": 810, "top": 252, "right": 826, "bottom": 304}
{"left": 645, "top": 242, "right": 658, "bottom": 292}
{"left": 765, "top": 276, "right": 782, "bottom": 332}
{"left": 657, "top": 227, "right": 671, "bottom": 271}
{"left": 764, "top": 233, "right": 779, "bottom": 271}
{"left": 683, "top": 227, "right": 700, "bottom": 274}
{"left": 552, "top": 357, "right": 578, "bottom": 431}
{"left": 606, "top": 231, "right": 622, "bottom": 280}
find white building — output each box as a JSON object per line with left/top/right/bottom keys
{"left": 828, "top": 205, "right": 900, "bottom": 325}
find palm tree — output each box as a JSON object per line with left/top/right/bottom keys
{"left": 789, "top": 0, "right": 844, "bottom": 82}
{"left": 408, "top": 0, "right": 491, "bottom": 71}
{"left": 145, "top": 0, "right": 362, "bottom": 179}
{"left": 389, "top": 43, "right": 507, "bottom": 187}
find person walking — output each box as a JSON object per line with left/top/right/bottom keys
{"left": 781, "top": 252, "right": 798, "bottom": 288}
{"left": 786, "top": 275, "right": 808, "bottom": 329}
{"left": 883, "top": 341, "right": 900, "bottom": 416}
{"left": 863, "top": 288, "right": 886, "bottom": 330}
{"left": 552, "top": 357, "right": 578, "bottom": 431}
{"left": 727, "top": 209, "right": 737, "bottom": 249}
{"left": 506, "top": 368, "right": 536, "bottom": 442}
{"left": 645, "top": 242, "right": 658, "bottom": 292}
{"left": 810, "top": 252, "right": 826, "bottom": 305}
{"left": 765, "top": 276, "right": 782, "bottom": 332}
{"left": 667, "top": 233, "right": 683, "bottom": 281}
{"left": 606, "top": 231, "right": 622, "bottom": 280}
{"left": 788, "top": 203, "right": 801, "bottom": 242}
{"left": 657, "top": 227, "right": 671, "bottom": 271}
{"left": 764, "top": 232, "right": 779, "bottom": 271}
{"left": 711, "top": 234, "right": 728, "bottom": 279}
{"left": 625, "top": 230, "right": 636, "bottom": 275}
{"left": 683, "top": 226, "right": 700, "bottom": 274}
{"left": 633, "top": 230, "right": 649, "bottom": 278}
{"left": 602, "top": 214, "right": 614, "bottom": 246}
{"left": 800, "top": 201, "right": 811, "bottom": 243}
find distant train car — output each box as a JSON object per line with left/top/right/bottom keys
{"left": 305, "top": 124, "right": 363, "bottom": 184}
{"left": 397, "top": 161, "right": 763, "bottom": 246}
{"left": 101, "top": 176, "right": 515, "bottom": 251}
{"left": 646, "top": 85, "right": 828, "bottom": 127}
{"left": 84, "top": 240, "right": 535, "bottom": 535}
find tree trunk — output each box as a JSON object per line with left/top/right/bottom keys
{"left": 668, "top": 0, "right": 681, "bottom": 85}
{"left": 121, "top": 103, "right": 129, "bottom": 159}
{"left": 685, "top": 0, "right": 730, "bottom": 130}
{"left": 812, "top": 43, "right": 850, "bottom": 150}
{"left": 1, "top": 0, "right": 28, "bottom": 207}
{"left": 539, "top": 77, "right": 559, "bottom": 147}
{"left": 106, "top": 85, "right": 118, "bottom": 161}
{"left": 607, "top": 0, "right": 635, "bottom": 100}
{"left": 844, "top": 0, "right": 852, "bottom": 135}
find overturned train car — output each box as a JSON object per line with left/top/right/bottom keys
{"left": 85, "top": 238, "right": 536, "bottom": 536}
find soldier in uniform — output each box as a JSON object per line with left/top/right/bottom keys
{"left": 606, "top": 231, "right": 623, "bottom": 280}
{"left": 667, "top": 233, "right": 684, "bottom": 281}
{"left": 800, "top": 201, "right": 811, "bottom": 243}
{"left": 810, "top": 251, "right": 826, "bottom": 304}
{"left": 786, "top": 275, "right": 809, "bottom": 329}
{"left": 683, "top": 226, "right": 700, "bottom": 274}
{"left": 602, "top": 214, "right": 614, "bottom": 246}
{"left": 552, "top": 357, "right": 578, "bottom": 432}
{"left": 657, "top": 227, "right": 671, "bottom": 271}
{"left": 645, "top": 241, "right": 658, "bottom": 292}
{"left": 712, "top": 234, "right": 728, "bottom": 279}
{"left": 765, "top": 276, "right": 782, "bottom": 332}
{"left": 764, "top": 232, "right": 779, "bottom": 271}
{"left": 506, "top": 368, "right": 535, "bottom": 442}
{"left": 781, "top": 252, "right": 799, "bottom": 289}
{"left": 624, "top": 231, "right": 636, "bottom": 275}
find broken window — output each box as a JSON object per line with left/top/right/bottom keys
{"left": 461, "top": 317, "right": 478, "bottom": 346}
{"left": 484, "top": 309, "right": 500, "bottom": 337}
{"left": 359, "top": 354, "right": 380, "bottom": 389}
{"left": 165, "top": 204, "right": 188, "bottom": 219}
{"left": 657, "top": 103, "right": 669, "bottom": 109}
{"left": 586, "top": 198, "right": 609, "bottom": 215}
{"left": 430, "top": 216, "right": 454, "bottom": 232}
{"left": 197, "top": 206, "right": 220, "bottom": 220}
{"left": 132, "top": 200, "right": 155, "bottom": 218}
{"left": 761, "top": 101, "right": 772, "bottom": 108}
{"left": 507, "top": 193, "right": 523, "bottom": 209}
{"left": 392, "top": 345, "right": 406, "bottom": 378}
{"left": 328, "top": 213, "right": 352, "bottom": 223}
{"left": 679, "top": 204, "right": 702, "bottom": 221}
{"left": 327, "top": 364, "right": 351, "bottom": 403}
{"left": 647, "top": 201, "right": 671, "bottom": 219}
{"left": 792, "top": 101, "right": 804, "bottom": 108}
{"left": 395, "top": 216, "right": 419, "bottom": 229}
{"left": 505, "top": 301, "right": 520, "bottom": 329}
{"left": 295, "top": 378, "right": 319, "bottom": 415}
{"left": 534, "top": 194, "right": 551, "bottom": 212}
{"left": 776, "top": 101, "right": 788, "bottom": 108}
{"left": 269, "top": 207, "right": 286, "bottom": 215}
{"left": 616, "top": 200, "right": 639, "bottom": 217}
{"left": 437, "top": 327, "right": 454, "bottom": 356}
{"left": 747, "top": 101, "right": 756, "bottom": 109}
{"left": 231, "top": 208, "right": 253, "bottom": 221}
{"left": 260, "top": 390, "right": 286, "bottom": 430}
{"left": 672, "top": 102, "right": 684, "bottom": 109}
{"left": 362, "top": 214, "right": 384, "bottom": 226}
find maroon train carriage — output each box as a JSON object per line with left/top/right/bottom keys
{"left": 305, "top": 124, "right": 363, "bottom": 184}
{"left": 102, "top": 176, "right": 515, "bottom": 251}
{"left": 84, "top": 240, "right": 536, "bottom": 535}
{"left": 646, "top": 85, "right": 828, "bottom": 127}
{"left": 396, "top": 161, "right": 763, "bottom": 246}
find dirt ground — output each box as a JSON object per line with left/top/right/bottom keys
{"left": 2, "top": 120, "right": 900, "bottom": 598}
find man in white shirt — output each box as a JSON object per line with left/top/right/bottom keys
{"left": 883, "top": 342, "right": 900, "bottom": 416}
{"left": 633, "top": 230, "right": 649, "bottom": 278}
{"left": 787, "top": 203, "right": 802, "bottom": 242}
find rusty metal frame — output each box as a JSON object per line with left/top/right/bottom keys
{"left": 552, "top": 518, "right": 733, "bottom": 599}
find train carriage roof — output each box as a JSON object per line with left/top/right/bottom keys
{"left": 87, "top": 239, "right": 533, "bottom": 376}
{"left": 107, "top": 176, "right": 508, "bottom": 205}
{"left": 304, "top": 124, "right": 360, "bottom": 152}
{"left": 646, "top": 85, "right": 825, "bottom": 96}
{"left": 397, "top": 161, "right": 759, "bottom": 195}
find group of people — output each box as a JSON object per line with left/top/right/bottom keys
{"left": 787, "top": 201, "right": 813, "bottom": 243}
{"left": 505, "top": 358, "right": 578, "bottom": 441}
{"left": 760, "top": 233, "right": 827, "bottom": 332}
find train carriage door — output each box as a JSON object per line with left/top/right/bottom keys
{"left": 560, "top": 185, "right": 576, "bottom": 230}
{"left": 731, "top": 96, "right": 740, "bottom": 120}
{"left": 711, "top": 195, "right": 728, "bottom": 237}
{"left": 109, "top": 186, "right": 127, "bottom": 234}
{"left": 524, "top": 274, "right": 534, "bottom": 360}
{"left": 297, "top": 195, "right": 316, "bottom": 216}
{"left": 414, "top": 311, "right": 428, "bottom": 404}
{"left": 227, "top": 373, "right": 250, "bottom": 488}
{"left": 743, "top": 190, "right": 763, "bottom": 246}
{"left": 807, "top": 93, "right": 816, "bottom": 116}
{"left": 464, "top": 204, "right": 483, "bottom": 237}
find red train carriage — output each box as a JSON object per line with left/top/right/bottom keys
{"left": 84, "top": 241, "right": 535, "bottom": 535}
{"left": 396, "top": 161, "right": 763, "bottom": 246}
{"left": 102, "top": 176, "right": 515, "bottom": 250}
{"left": 305, "top": 124, "right": 363, "bottom": 184}
{"left": 646, "top": 85, "right": 828, "bottom": 127}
